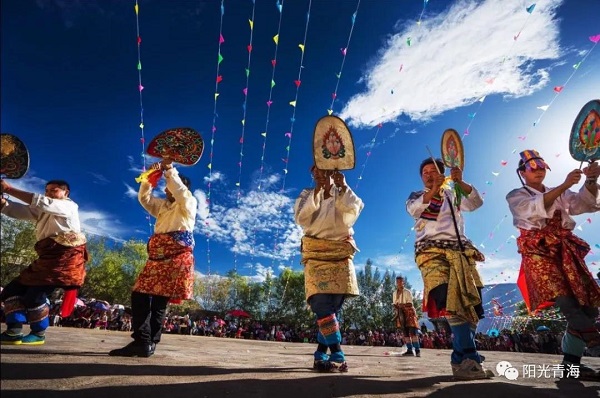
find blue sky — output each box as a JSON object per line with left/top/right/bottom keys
{"left": 2, "top": 0, "right": 599, "bottom": 311}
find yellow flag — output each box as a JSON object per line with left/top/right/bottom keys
{"left": 298, "top": 44, "right": 305, "bottom": 52}
{"left": 134, "top": 3, "right": 139, "bottom": 15}
{"left": 273, "top": 34, "right": 279, "bottom": 45}
{"left": 327, "top": 109, "right": 333, "bottom": 115}
{"left": 249, "top": 19, "right": 254, "bottom": 30}
{"left": 289, "top": 101, "right": 296, "bottom": 107}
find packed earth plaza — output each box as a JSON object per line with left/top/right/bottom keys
{"left": 1, "top": 325, "right": 599, "bottom": 398}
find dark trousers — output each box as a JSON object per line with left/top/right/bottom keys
{"left": 131, "top": 291, "right": 169, "bottom": 344}
{"left": 0, "top": 280, "right": 56, "bottom": 308}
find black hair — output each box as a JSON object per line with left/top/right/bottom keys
{"left": 516, "top": 160, "right": 535, "bottom": 196}
{"left": 46, "top": 180, "right": 70, "bottom": 194}
{"left": 396, "top": 276, "right": 404, "bottom": 281}
{"left": 419, "top": 158, "right": 445, "bottom": 175}
{"left": 179, "top": 175, "right": 192, "bottom": 190}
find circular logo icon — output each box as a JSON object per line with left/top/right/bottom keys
{"left": 504, "top": 367, "right": 519, "bottom": 380}
{"left": 496, "top": 361, "right": 512, "bottom": 376}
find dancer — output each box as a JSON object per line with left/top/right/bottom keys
{"left": 0, "top": 179, "right": 87, "bottom": 345}
{"left": 406, "top": 157, "right": 492, "bottom": 380}
{"left": 110, "top": 158, "right": 197, "bottom": 357}
{"left": 295, "top": 165, "right": 363, "bottom": 372}
{"left": 393, "top": 276, "right": 421, "bottom": 357}
{"left": 506, "top": 149, "right": 600, "bottom": 379}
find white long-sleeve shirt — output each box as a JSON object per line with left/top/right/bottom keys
{"left": 506, "top": 184, "right": 600, "bottom": 231}
{"left": 294, "top": 185, "right": 363, "bottom": 242}
{"left": 393, "top": 288, "right": 413, "bottom": 305}
{"left": 138, "top": 168, "right": 197, "bottom": 233}
{"left": 406, "top": 187, "right": 483, "bottom": 243}
{"left": 1, "top": 194, "right": 81, "bottom": 241}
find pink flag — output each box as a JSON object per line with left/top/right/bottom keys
{"left": 501, "top": 160, "right": 508, "bottom": 166}
{"left": 553, "top": 86, "right": 563, "bottom": 93}
{"left": 271, "top": 59, "right": 276, "bottom": 67}
{"left": 590, "top": 34, "right": 600, "bottom": 43}
{"left": 294, "top": 80, "right": 301, "bottom": 87}
{"left": 242, "top": 88, "right": 248, "bottom": 96}
{"left": 216, "top": 75, "right": 223, "bottom": 83}
{"left": 219, "top": 34, "right": 225, "bottom": 44}
{"left": 247, "top": 45, "right": 252, "bottom": 53}
{"left": 341, "top": 48, "right": 347, "bottom": 56}
{"left": 266, "top": 100, "right": 273, "bottom": 107}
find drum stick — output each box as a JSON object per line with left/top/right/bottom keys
{"left": 425, "top": 145, "right": 442, "bottom": 174}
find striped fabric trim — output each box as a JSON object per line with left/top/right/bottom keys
{"left": 420, "top": 194, "right": 444, "bottom": 221}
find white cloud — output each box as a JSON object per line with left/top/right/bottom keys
{"left": 88, "top": 172, "right": 110, "bottom": 185}
{"left": 194, "top": 180, "right": 302, "bottom": 260}
{"left": 477, "top": 254, "right": 521, "bottom": 284}
{"left": 340, "top": 0, "right": 563, "bottom": 127}
{"left": 78, "top": 209, "right": 128, "bottom": 242}
{"left": 123, "top": 183, "right": 138, "bottom": 199}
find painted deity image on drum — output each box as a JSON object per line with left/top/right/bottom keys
{"left": 441, "top": 128, "right": 464, "bottom": 170}
{"left": 312, "top": 115, "right": 355, "bottom": 171}
{"left": 569, "top": 99, "right": 600, "bottom": 162}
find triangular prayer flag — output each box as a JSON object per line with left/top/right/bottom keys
{"left": 134, "top": 3, "right": 139, "bottom": 15}
{"left": 137, "top": 62, "right": 142, "bottom": 70}
{"left": 214, "top": 93, "right": 219, "bottom": 100}
{"left": 219, "top": 34, "right": 225, "bottom": 44}
{"left": 289, "top": 100, "right": 296, "bottom": 107}
{"left": 526, "top": 4, "right": 536, "bottom": 13}
{"left": 247, "top": 45, "right": 252, "bottom": 53}
{"left": 590, "top": 34, "right": 600, "bottom": 43}
{"left": 553, "top": 86, "right": 563, "bottom": 93}
{"left": 218, "top": 53, "right": 223, "bottom": 64}
{"left": 273, "top": 34, "right": 279, "bottom": 45}
{"left": 271, "top": 80, "right": 276, "bottom": 88}
{"left": 298, "top": 44, "right": 305, "bottom": 52}
{"left": 294, "top": 80, "right": 301, "bottom": 87}
{"left": 573, "top": 62, "right": 581, "bottom": 69}
{"left": 537, "top": 105, "right": 549, "bottom": 111}
{"left": 327, "top": 109, "right": 333, "bottom": 115}
{"left": 249, "top": 19, "right": 254, "bottom": 30}
{"left": 245, "top": 68, "right": 250, "bottom": 77}
{"left": 216, "top": 75, "right": 223, "bottom": 83}
{"left": 261, "top": 132, "right": 267, "bottom": 137}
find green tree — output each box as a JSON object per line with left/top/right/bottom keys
{"left": 0, "top": 216, "right": 37, "bottom": 286}
{"left": 80, "top": 238, "right": 147, "bottom": 305}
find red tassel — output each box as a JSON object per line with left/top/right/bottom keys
{"left": 61, "top": 290, "right": 78, "bottom": 318}
{"left": 147, "top": 170, "right": 163, "bottom": 187}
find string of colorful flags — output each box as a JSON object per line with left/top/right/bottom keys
{"left": 481, "top": 33, "right": 600, "bottom": 188}
{"left": 327, "top": 0, "right": 361, "bottom": 116}
{"left": 270, "top": 0, "right": 313, "bottom": 269}
{"left": 232, "top": 1, "right": 257, "bottom": 273}
{"left": 205, "top": 0, "right": 227, "bottom": 276}
{"left": 354, "top": 123, "right": 383, "bottom": 191}
{"left": 256, "top": 0, "right": 284, "bottom": 192}
{"left": 133, "top": 0, "right": 153, "bottom": 233}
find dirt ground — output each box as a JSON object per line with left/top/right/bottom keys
{"left": 1, "top": 326, "right": 599, "bottom": 398}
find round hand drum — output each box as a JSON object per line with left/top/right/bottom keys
{"left": 312, "top": 115, "right": 355, "bottom": 171}
{"left": 0, "top": 133, "right": 29, "bottom": 179}
{"left": 146, "top": 127, "right": 204, "bottom": 166}
{"left": 569, "top": 99, "right": 600, "bottom": 162}
{"left": 441, "top": 128, "right": 464, "bottom": 170}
